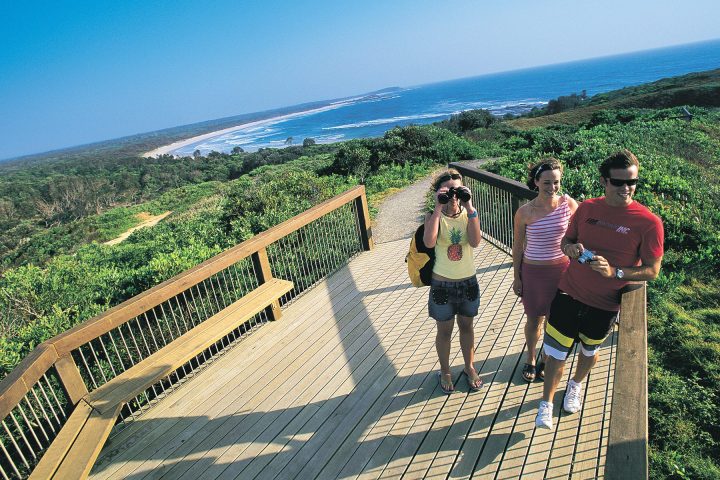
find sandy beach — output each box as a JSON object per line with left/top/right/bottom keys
{"left": 142, "top": 100, "right": 356, "bottom": 158}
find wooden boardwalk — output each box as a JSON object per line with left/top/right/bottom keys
{"left": 89, "top": 238, "right": 615, "bottom": 480}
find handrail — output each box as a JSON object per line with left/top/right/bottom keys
{"left": 452, "top": 160, "right": 648, "bottom": 479}
{"left": 606, "top": 283, "right": 648, "bottom": 480}
{"left": 49, "top": 185, "right": 370, "bottom": 354}
{"left": 0, "top": 185, "right": 372, "bottom": 479}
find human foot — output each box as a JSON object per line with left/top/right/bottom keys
{"left": 536, "top": 400, "right": 553, "bottom": 429}
{"left": 438, "top": 372, "right": 454, "bottom": 394}
{"left": 464, "top": 367, "right": 483, "bottom": 391}
{"left": 522, "top": 363, "right": 536, "bottom": 382}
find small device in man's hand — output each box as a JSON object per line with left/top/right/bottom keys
{"left": 577, "top": 249, "right": 596, "bottom": 264}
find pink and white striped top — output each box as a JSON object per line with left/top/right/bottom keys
{"left": 524, "top": 194, "right": 572, "bottom": 261}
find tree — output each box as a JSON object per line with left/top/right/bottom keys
{"left": 193, "top": 149, "right": 202, "bottom": 158}
{"left": 439, "top": 109, "right": 496, "bottom": 133}
{"left": 285, "top": 136, "right": 293, "bottom": 145}
{"left": 303, "top": 138, "right": 316, "bottom": 147}
{"left": 0, "top": 200, "right": 16, "bottom": 222}
{"left": 334, "top": 143, "right": 372, "bottom": 183}
{"left": 231, "top": 146, "right": 245, "bottom": 154}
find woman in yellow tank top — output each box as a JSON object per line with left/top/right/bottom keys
{"left": 423, "top": 169, "right": 483, "bottom": 394}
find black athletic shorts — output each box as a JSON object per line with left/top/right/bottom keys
{"left": 544, "top": 290, "right": 618, "bottom": 360}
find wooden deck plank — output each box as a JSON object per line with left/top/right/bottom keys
{"left": 544, "top": 358, "right": 586, "bottom": 479}
{"left": 325, "top": 248, "right": 507, "bottom": 480}
{"left": 262, "top": 299, "right": 431, "bottom": 479}
{"left": 322, "top": 314, "right": 437, "bottom": 479}
{"left": 373, "top": 260, "right": 514, "bottom": 480}
{"left": 132, "top": 244, "right": 416, "bottom": 480}
{"left": 199, "top": 273, "right": 424, "bottom": 480}
{"left": 593, "top": 329, "right": 617, "bottom": 480}
{"left": 514, "top": 346, "right": 582, "bottom": 480}
{"left": 91, "top": 254, "right": 393, "bottom": 479}
{"left": 375, "top": 250, "right": 516, "bottom": 479}
{"left": 492, "top": 373, "right": 546, "bottom": 480}
{"left": 87, "top": 238, "right": 616, "bottom": 480}
{"left": 120, "top": 255, "right": 408, "bottom": 480}
{"left": 244, "top": 284, "right": 435, "bottom": 479}
{"left": 546, "top": 334, "right": 616, "bottom": 479}
{"left": 570, "top": 330, "right": 616, "bottom": 479}
{"left": 444, "top": 299, "right": 527, "bottom": 479}
{"left": 233, "top": 244, "right": 504, "bottom": 477}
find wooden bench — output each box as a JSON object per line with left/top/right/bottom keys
{"left": 31, "top": 278, "right": 293, "bottom": 480}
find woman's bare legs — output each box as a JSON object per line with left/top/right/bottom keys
{"left": 525, "top": 315, "right": 545, "bottom": 365}
{"left": 436, "top": 319, "right": 454, "bottom": 390}
{"left": 457, "top": 315, "right": 481, "bottom": 388}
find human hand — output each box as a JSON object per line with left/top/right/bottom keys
{"left": 588, "top": 255, "right": 615, "bottom": 278}
{"left": 563, "top": 242, "right": 583, "bottom": 260}
{"left": 458, "top": 186, "right": 473, "bottom": 209}
{"left": 435, "top": 187, "right": 450, "bottom": 207}
{"left": 512, "top": 278, "right": 522, "bottom": 297}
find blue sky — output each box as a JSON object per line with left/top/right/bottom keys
{"left": 1, "top": 0, "right": 719, "bottom": 160}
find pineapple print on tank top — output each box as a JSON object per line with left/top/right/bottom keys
{"left": 433, "top": 209, "right": 476, "bottom": 279}
{"left": 447, "top": 227, "right": 463, "bottom": 261}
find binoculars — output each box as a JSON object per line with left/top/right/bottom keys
{"left": 439, "top": 187, "right": 471, "bottom": 204}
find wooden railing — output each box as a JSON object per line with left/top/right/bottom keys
{"left": 0, "top": 185, "right": 373, "bottom": 479}
{"left": 451, "top": 161, "right": 649, "bottom": 480}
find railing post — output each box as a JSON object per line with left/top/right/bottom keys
{"left": 53, "top": 353, "right": 89, "bottom": 407}
{"left": 251, "top": 248, "right": 282, "bottom": 321}
{"left": 354, "top": 189, "right": 374, "bottom": 251}
{"left": 606, "top": 283, "right": 648, "bottom": 480}
{"left": 511, "top": 195, "right": 521, "bottom": 219}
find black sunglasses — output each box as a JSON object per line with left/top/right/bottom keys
{"left": 607, "top": 177, "right": 639, "bottom": 187}
{"left": 438, "top": 173, "right": 462, "bottom": 183}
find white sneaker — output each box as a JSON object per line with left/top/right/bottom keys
{"left": 563, "top": 379, "right": 583, "bottom": 413}
{"left": 536, "top": 400, "right": 553, "bottom": 429}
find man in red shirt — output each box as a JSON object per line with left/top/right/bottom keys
{"left": 535, "top": 149, "right": 664, "bottom": 429}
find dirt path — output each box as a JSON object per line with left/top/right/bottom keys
{"left": 372, "top": 172, "right": 438, "bottom": 244}
{"left": 372, "top": 161, "right": 492, "bottom": 244}
{"left": 104, "top": 211, "right": 172, "bottom": 246}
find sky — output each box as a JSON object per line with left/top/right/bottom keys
{"left": 1, "top": 0, "right": 719, "bottom": 161}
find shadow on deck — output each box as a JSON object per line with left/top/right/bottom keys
{"left": 90, "top": 239, "right": 614, "bottom": 480}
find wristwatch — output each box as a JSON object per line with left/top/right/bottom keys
{"left": 614, "top": 267, "right": 625, "bottom": 279}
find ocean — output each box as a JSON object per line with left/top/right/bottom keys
{"left": 172, "top": 39, "right": 720, "bottom": 157}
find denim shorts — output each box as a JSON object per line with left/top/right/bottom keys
{"left": 428, "top": 277, "right": 480, "bottom": 322}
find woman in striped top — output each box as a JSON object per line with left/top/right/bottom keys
{"left": 512, "top": 158, "right": 578, "bottom": 382}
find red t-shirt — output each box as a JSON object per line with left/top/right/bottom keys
{"left": 559, "top": 197, "right": 664, "bottom": 311}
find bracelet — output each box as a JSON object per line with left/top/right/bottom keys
{"left": 467, "top": 210, "right": 478, "bottom": 219}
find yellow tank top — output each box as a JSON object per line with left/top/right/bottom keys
{"left": 433, "top": 209, "right": 476, "bottom": 279}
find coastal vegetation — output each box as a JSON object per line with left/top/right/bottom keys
{"left": 1, "top": 68, "right": 719, "bottom": 479}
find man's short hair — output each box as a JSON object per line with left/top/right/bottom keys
{"left": 598, "top": 149, "right": 639, "bottom": 178}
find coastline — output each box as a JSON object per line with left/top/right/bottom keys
{"left": 142, "top": 100, "right": 356, "bottom": 158}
